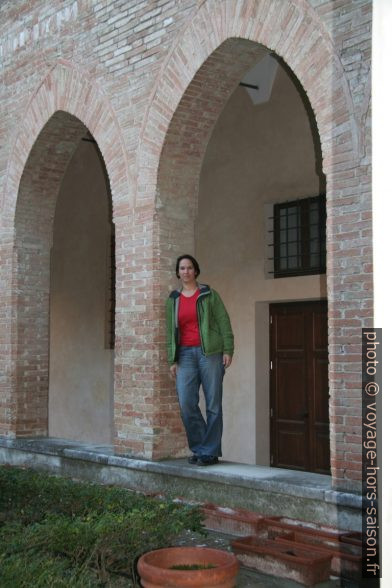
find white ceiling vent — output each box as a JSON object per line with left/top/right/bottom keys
{"left": 240, "top": 54, "right": 279, "bottom": 105}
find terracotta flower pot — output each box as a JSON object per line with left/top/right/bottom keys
{"left": 340, "top": 531, "right": 362, "bottom": 547}
{"left": 202, "top": 503, "right": 266, "bottom": 536}
{"left": 263, "top": 516, "right": 349, "bottom": 543}
{"left": 231, "top": 536, "right": 331, "bottom": 586}
{"left": 137, "top": 546, "right": 239, "bottom": 587}
{"left": 275, "top": 536, "right": 362, "bottom": 580}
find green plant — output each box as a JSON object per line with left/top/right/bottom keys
{"left": 0, "top": 466, "right": 161, "bottom": 523}
{"left": 0, "top": 466, "right": 204, "bottom": 586}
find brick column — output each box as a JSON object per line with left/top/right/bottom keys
{"left": 113, "top": 206, "right": 188, "bottom": 459}
{"left": 0, "top": 241, "right": 17, "bottom": 436}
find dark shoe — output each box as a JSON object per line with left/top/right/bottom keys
{"left": 197, "top": 455, "right": 219, "bottom": 466}
{"left": 187, "top": 454, "right": 198, "bottom": 464}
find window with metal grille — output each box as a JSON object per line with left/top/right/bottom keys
{"left": 272, "top": 195, "right": 326, "bottom": 278}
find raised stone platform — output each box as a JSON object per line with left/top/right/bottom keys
{"left": 0, "top": 437, "right": 362, "bottom": 532}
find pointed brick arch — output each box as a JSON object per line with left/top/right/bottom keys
{"left": 1, "top": 60, "right": 132, "bottom": 227}
{"left": 138, "top": 0, "right": 357, "bottom": 210}
{"left": 11, "top": 111, "right": 89, "bottom": 436}
{"left": 136, "top": 0, "right": 362, "bottom": 485}
{"left": 0, "top": 62, "right": 132, "bottom": 439}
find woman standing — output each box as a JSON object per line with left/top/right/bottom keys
{"left": 166, "top": 254, "right": 234, "bottom": 466}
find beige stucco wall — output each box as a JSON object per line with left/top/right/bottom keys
{"left": 197, "top": 61, "right": 326, "bottom": 464}
{"left": 49, "top": 140, "right": 114, "bottom": 444}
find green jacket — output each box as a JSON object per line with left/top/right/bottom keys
{"left": 166, "top": 284, "right": 234, "bottom": 364}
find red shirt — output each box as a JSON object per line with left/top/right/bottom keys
{"left": 178, "top": 290, "right": 201, "bottom": 346}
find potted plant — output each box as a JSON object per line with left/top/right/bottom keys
{"left": 137, "top": 546, "right": 239, "bottom": 587}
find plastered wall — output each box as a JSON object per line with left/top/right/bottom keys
{"left": 0, "top": 0, "right": 372, "bottom": 489}
{"left": 197, "top": 62, "right": 326, "bottom": 464}
{"left": 49, "top": 140, "right": 114, "bottom": 444}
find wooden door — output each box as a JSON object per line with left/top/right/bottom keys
{"left": 270, "top": 301, "right": 330, "bottom": 474}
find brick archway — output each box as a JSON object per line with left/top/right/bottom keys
{"left": 1, "top": 60, "right": 131, "bottom": 223}
{"left": 0, "top": 62, "right": 132, "bottom": 439}
{"left": 137, "top": 0, "right": 361, "bottom": 487}
{"left": 138, "top": 0, "right": 358, "bottom": 206}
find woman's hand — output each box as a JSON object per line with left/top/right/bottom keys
{"left": 223, "top": 354, "right": 232, "bottom": 368}
{"left": 170, "top": 363, "right": 177, "bottom": 379}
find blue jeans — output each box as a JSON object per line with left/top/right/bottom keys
{"left": 176, "top": 346, "right": 224, "bottom": 457}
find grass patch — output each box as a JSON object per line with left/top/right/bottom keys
{"left": 0, "top": 466, "right": 204, "bottom": 587}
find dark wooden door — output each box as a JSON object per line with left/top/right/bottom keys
{"left": 270, "top": 301, "right": 330, "bottom": 474}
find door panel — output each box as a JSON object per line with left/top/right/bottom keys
{"left": 314, "top": 430, "right": 330, "bottom": 473}
{"left": 312, "top": 308, "right": 327, "bottom": 350}
{"left": 276, "top": 314, "right": 304, "bottom": 349}
{"left": 276, "top": 358, "right": 306, "bottom": 419}
{"left": 277, "top": 425, "right": 307, "bottom": 469}
{"left": 270, "top": 301, "right": 330, "bottom": 474}
{"left": 313, "top": 357, "right": 329, "bottom": 423}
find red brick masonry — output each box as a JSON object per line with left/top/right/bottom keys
{"left": 0, "top": 0, "right": 372, "bottom": 492}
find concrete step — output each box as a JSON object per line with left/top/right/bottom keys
{"left": 0, "top": 436, "right": 361, "bottom": 534}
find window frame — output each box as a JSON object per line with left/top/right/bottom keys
{"left": 273, "top": 194, "right": 326, "bottom": 278}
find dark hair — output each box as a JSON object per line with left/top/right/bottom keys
{"left": 175, "top": 254, "right": 200, "bottom": 279}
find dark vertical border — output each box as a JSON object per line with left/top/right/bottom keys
{"left": 362, "top": 329, "right": 382, "bottom": 580}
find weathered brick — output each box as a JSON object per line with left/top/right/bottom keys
{"left": 0, "top": 0, "right": 372, "bottom": 489}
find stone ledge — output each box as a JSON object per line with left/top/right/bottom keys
{"left": 0, "top": 437, "right": 362, "bottom": 532}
